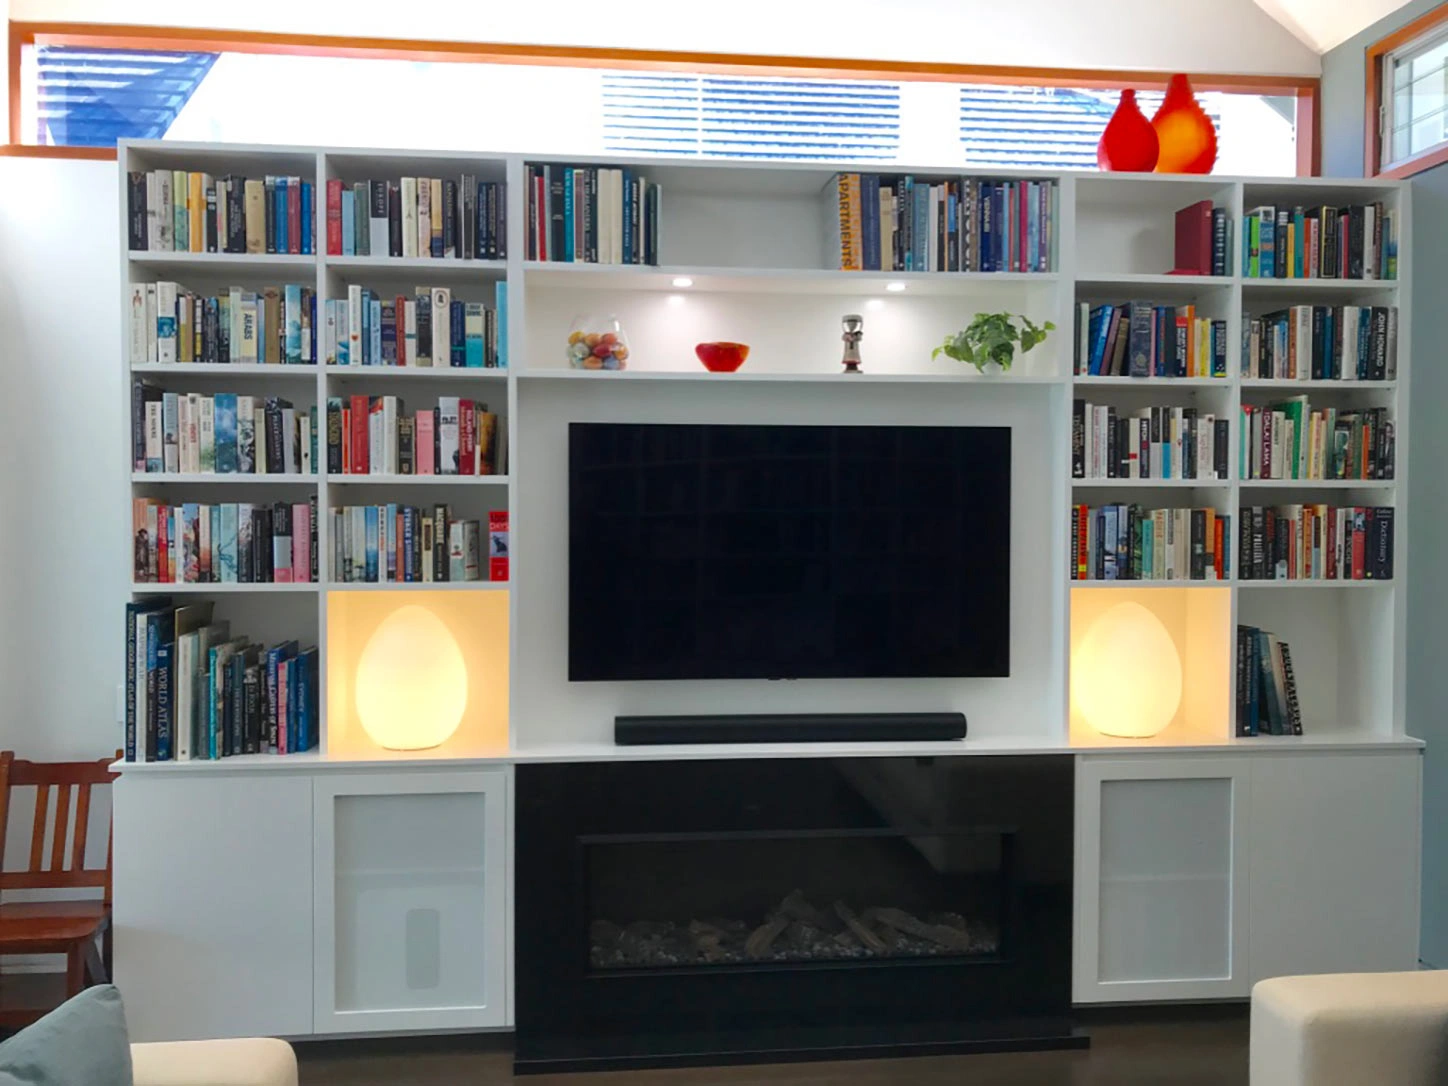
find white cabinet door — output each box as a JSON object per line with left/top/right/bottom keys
{"left": 1075, "top": 756, "right": 1251, "bottom": 1003}
{"left": 114, "top": 773, "right": 314, "bottom": 1042}
{"left": 313, "top": 768, "right": 510, "bottom": 1034}
{"left": 1249, "top": 751, "right": 1421, "bottom": 982}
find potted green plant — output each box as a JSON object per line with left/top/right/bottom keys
{"left": 933, "top": 312, "right": 1054, "bottom": 374}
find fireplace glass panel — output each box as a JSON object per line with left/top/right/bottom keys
{"left": 587, "top": 830, "right": 1006, "bottom": 970}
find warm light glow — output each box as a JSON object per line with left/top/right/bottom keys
{"left": 885, "top": 281, "right": 907, "bottom": 292}
{"left": 1072, "top": 602, "right": 1182, "bottom": 738}
{"left": 355, "top": 605, "right": 468, "bottom": 750}
{"left": 865, "top": 298, "right": 885, "bottom": 311}
{"left": 672, "top": 276, "right": 694, "bottom": 288}
{"left": 667, "top": 294, "right": 686, "bottom": 306}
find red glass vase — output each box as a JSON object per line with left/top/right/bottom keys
{"left": 1097, "top": 89, "right": 1159, "bottom": 172}
{"left": 1151, "top": 74, "right": 1217, "bottom": 174}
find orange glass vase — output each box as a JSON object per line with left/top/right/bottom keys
{"left": 1097, "top": 89, "right": 1159, "bottom": 172}
{"left": 1151, "top": 74, "right": 1217, "bottom": 174}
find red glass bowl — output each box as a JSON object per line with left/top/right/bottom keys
{"left": 695, "top": 342, "right": 750, "bottom": 372}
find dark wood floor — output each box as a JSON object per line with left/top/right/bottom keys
{"left": 294, "top": 1011, "right": 1249, "bottom": 1085}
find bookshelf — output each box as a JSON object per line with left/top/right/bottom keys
{"left": 117, "top": 141, "right": 1414, "bottom": 760}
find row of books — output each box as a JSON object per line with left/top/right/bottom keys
{"left": 1074, "top": 302, "right": 1228, "bottom": 378}
{"left": 1171, "top": 200, "right": 1231, "bottom": 276}
{"left": 1240, "top": 402, "right": 1394, "bottom": 481}
{"left": 133, "top": 499, "right": 317, "bottom": 585}
{"left": 1073, "top": 403, "right": 1229, "bottom": 481}
{"left": 330, "top": 506, "right": 508, "bottom": 583}
{"left": 326, "top": 177, "right": 505, "bottom": 260}
{"left": 127, "top": 170, "right": 315, "bottom": 255}
{"left": 1070, "top": 504, "right": 1230, "bottom": 582}
{"left": 1239, "top": 505, "right": 1394, "bottom": 581}
{"left": 327, "top": 397, "right": 503, "bottom": 476}
{"left": 527, "top": 164, "right": 661, "bottom": 265}
{"left": 825, "top": 174, "right": 1058, "bottom": 273}
{"left": 1242, "top": 203, "right": 1397, "bottom": 280}
{"left": 1242, "top": 306, "right": 1397, "bottom": 382}
{"left": 133, "top": 387, "right": 315, "bottom": 475}
{"left": 1236, "top": 625, "right": 1302, "bottom": 736}
{"left": 124, "top": 600, "right": 317, "bottom": 762}
{"left": 323, "top": 284, "right": 507, "bottom": 368}
{"left": 129, "top": 282, "right": 315, "bottom": 366}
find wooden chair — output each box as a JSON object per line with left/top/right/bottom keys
{"left": 0, "top": 750, "right": 120, "bottom": 1028}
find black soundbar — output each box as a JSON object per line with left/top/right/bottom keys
{"left": 614, "top": 712, "right": 967, "bottom": 746}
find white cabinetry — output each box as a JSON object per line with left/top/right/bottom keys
{"left": 113, "top": 773, "right": 315, "bottom": 1042}
{"left": 313, "top": 767, "right": 511, "bottom": 1033}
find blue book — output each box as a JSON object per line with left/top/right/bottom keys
{"left": 563, "top": 170, "right": 575, "bottom": 262}
{"left": 275, "top": 177, "right": 288, "bottom": 254}
{"left": 369, "top": 297, "right": 382, "bottom": 366}
{"left": 900, "top": 177, "right": 914, "bottom": 271}
{"left": 621, "top": 169, "right": 633, "bottom": 265}
{"left": 862, "top": 174, "right": 880, "bottom": 271}
{"left": 1221, "top": 514, "right": 1231, "bottom": 578}
{"left": 1127, "top": 302, "right": 1153, "bottom": 378}
{"left": 300, "top": 648, "right": 319, "bottom": 751}
{"left": 341, "top": 188, "right": 356, "bottom": 256}
{"left": 977, "top": 181, "right": 991, "bottom": 272}
{"left": 1258, "top": 208, "right": 1275, "bottom": 278}
{"left": 450, "top": 300, "right": 466, "bottom": 366}
{"left": 385, "top": 503, "right": 398, "bottom": 581}
{"left": 464, "top": 302, "right": 484, "bottom": 367}
{"left": 284, "top": 284, "right": 302, "bottom": 364}
{"left": 913, "top": 182, "right": 929, "bottom": 273}
{"left": 1102, "top": 505, "right": 1118, "bottom": 580}
{"left": 364, "top": 505, "right": 379, "bottom": 582}
{"left": 217, "top": 503, "right": 238, "bottom": 583}
{"left": 1027, "top": 182, "right": 1039, "bottom": 274}
{"left": 1293, "top": 208, "right": 1305, "bottom": 277}
{"left": 494, "top": 281, "right": 508, "bottom": 369}
{"left": 309, "top": 291, "right": 317, "bottom": 363}
{"left": 214, "top": 393, "right": 238, "bottom": 474}
{"left": 1142, "top": 520, "right": 1154, "bottom": 580}
{"left": 287, "top": 652, "right": 300, "bottom": 752}
{"left": 300, "top": 181, "right": 313, "bottom": 255}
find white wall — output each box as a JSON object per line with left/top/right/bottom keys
{"left": 0, "top": 157, "right": 126, "bottom": 759}
{"left": 11, "top": 0, "right": 1321, "bottom": 77}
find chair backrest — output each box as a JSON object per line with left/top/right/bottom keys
{"left": 0, "top": 751, "right": 121, "bottom": 904}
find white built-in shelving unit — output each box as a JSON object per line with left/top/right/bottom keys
{"left": 112, "top": 141, "right": 1423, "bottom": 1043}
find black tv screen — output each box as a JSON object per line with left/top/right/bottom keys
{"left": 568, "top": 422, "right": 1010, "bottom": 681}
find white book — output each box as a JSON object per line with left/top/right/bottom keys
{"left": 184, "top": 393, "right": 200, "bottom": 473}
{"left": 214, "top": 179, "right": 227, "bottom": 253}
{"left": 1294, "top": 306, "right": 1312, "bottom": 380}
{"left": 162, "top": 393, "right": 179, "bottom": 473}
{"left": 155, "top": 281, "right": 178, "bottom": 364}
{"left": 431, "top": 287, "right": 451, "bottom": 366}
{"left": 403, "top": 300, "right": 417, "bottom": 366}
{"left": 438, "top": 396, "right": 460, "bottom": 475}
{"left": 198, "top": 397, "right": 216, "bottom": 472}
{"left": 146, "top": 171, "right": 161, "bottom": 251}
{"left": 226, "top": 287, "right": 242, "bottom": 361}
{"left": 174, "top": 631, "right": 194, "bottom": 761}
{"left": 347, "top": 285, "right": 363, "bottom": 366}
{"left": 401, "top": 177, "right": 418, "bottom": 259}
{"left": 382, "top": 397, "right": 400, "bottom": 473}
{"left": 237, "top": 395, "right": 255, "bottom": 473}
{"left": 144, "top": 402, "right": 163, "bottom": 471}
{"left": 282, "top": 408, "right": 298, "bottom": 474}
{"left": 238, "top": 293, "right": 258, "bottom": 363}
{"left": 253, "top": 408, "right": 267, "bottom": 474}
{"left": 300, "top": 415, "right": 312, "bottom": 475}
{"left": 608, "top": 169, "right": 624, "bottom": 264}
{"left": 322, "top": 300, "right": 335, "bottom": 366}
{"left": 417, "top": 177, "right": 432, "bottom": 258}
{"left": 156, "top": 170, "right": 173, "bottom": 251}
{"left": 129, "top": 285, "right": 147, "bottom": 362}
{"left": 144, "top": 284, "right": 158, "bottom": 363}
{"left": 177, "top": 395, "right": 192, "bottom": 473}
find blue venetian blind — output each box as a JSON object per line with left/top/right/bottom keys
{"left": 32, "top": 45, "right": 217, "bottom": 148}
{"left": 602, "top": 74, "right": 901, "bottom": 160}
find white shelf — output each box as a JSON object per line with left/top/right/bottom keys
{"left": 1073, "top": 376, "right": 1228, "bottom": 388}
{"left": 325, "top": 581, "right": 507, "bottom": 592}
{"left": 1073, "top": 477, "right": 1229, "bottom": 488}
{"left": 129, "top": 582, "right": 318, "bottom": 594}
{"left": 1236, "top": 579, "right": 1393, "bottom": 589}
{"left": 1242, "top": 277, "right": 1399, "bottom": 290}
{"left": 523, "top": 261, "right": 1057, "bottom": 296}
{"left": 518, "top": 368, "right": 1064, "bottom": 385}
{"left": 325, "top": 473, "right": 509, "bottom": 486}
{"left": 323, "top": 255, "right": 507, "bottom": 275}
{"left": 1239, "top": 478, "right": 1396, "bottom": 490}
{"left": 1240, "top": 379, "right": 1396, "bottom": 391}
{"left": 1076, "top": 272, "right": 1234, "bottom": 289}
{"left": 127, "top": 251, "right": 314, "bottom": 270}
{"left": 1072, "top": 579, "right": 1230, "bottom": 588}
{"left": 131, "top": 363, "right": 320, "bottom": 377}
{"left": 324, "top": 365, "right": 508, "bottom": 380}
{"left": 132, "top": 473, "right": 316, "bottom": 484}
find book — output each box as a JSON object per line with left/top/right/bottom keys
{"left": 1236, "top": 624, "right": 1303, "bottom": 737}
{"left": 1070, "top": 504, "right": 1227, "bottom": 582}
{"left": 1171, "top": 200, "right": 1215, "bottom": 275}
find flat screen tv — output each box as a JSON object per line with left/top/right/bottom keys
{"left": 568, "top": 422, "right": 1011, "bottom": 682}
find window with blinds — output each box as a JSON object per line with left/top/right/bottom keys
{"left": 601, "top": 74, "right": 901, "bottom": 160}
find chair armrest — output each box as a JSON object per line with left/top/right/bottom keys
{"left": 130, "top": 1038, "right": 297, "bottom": 1086}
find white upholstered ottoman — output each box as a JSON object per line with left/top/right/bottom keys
{"left": 1251, "top": 972, "right": 1448, "bottom": 1086}
{"left": 130, "top": 1038, "right": 298, "bottom": 1086}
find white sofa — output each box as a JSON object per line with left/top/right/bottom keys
{"left": 1251, "top": 972, "right": 1448, "bottom": 1086}
{"left": 131, "top": 1038, "right": 297, "bottom": 1086}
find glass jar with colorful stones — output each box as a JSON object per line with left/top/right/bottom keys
{"left": 566, "top": 315, "right": 630, "bottom": 371}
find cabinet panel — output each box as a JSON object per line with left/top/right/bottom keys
{"left": 114, "top": 775, "right": 314, "bottom": 1042}
{"left": 1075, "top": 757, "right": 1250, "bottom": 1003}
{"left": 314, "top": 768, "right": 509, "bottom": 1034}
{"left": 1249, "top": 752, "right": 1421, "bottom": 982}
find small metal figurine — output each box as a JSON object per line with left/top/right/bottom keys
{"left": 841, "top": 313, "right": 864, "bottom": 375}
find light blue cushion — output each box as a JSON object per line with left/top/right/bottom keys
{"left": 0, "top": 984, "right": 133, "bottom": 1085}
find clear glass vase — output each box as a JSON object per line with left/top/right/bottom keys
{"left": 566, "top": 314, "right": 630, "bottom": 371}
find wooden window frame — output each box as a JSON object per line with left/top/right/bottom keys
{"left": 7, "top": 19, "right": 1319, "bottom": 174}
{"left": 1366, "top": 2, "right": 1448, "bottom": 179}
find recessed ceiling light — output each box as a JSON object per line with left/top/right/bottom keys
{"left": 885, "top": 281, "right": 907, "bottom": 292}
{"left": 672, "top": 277, "right": 694, "bottom": 288}
{"left": 667, "top": 294, "right": 686, "bottom": 306}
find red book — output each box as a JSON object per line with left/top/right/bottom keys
{"left": 489, "top": 510, "right": 509, "bottom": 582}
{"left": 1351, "top": 507, "right": 1366, "bottom": 580}
{"left": 1326, "top": 508, "right": 1337, "bottom": 579}
{"left": 395, "top": 294, "right": 408, "bottom": 367}
{"left": 415, "top": 411, "right": 435, "bottom": 475}
{"left": 349, "top": 395, "right": 370, "bottom": 474}
{"left": 340, "top": 407, "right": 351, "bottom": 474}
{"left": 287, "top": 179, "right": 301, "bottom": 255}
{"left": 292, "top": 503, "right": 309, "bottom": 583}
{"left": 157, "top": 506, "right": 170, "bottom": 583}
{"left": 1214, "top": 518, "right": 1225, "bottom": 580}
{"left": 458, "top": 399, "right": 476, "bottom": 475}
{"left": 1171, "top": 200, "right": 1213, "bottom": 275}
{"left": 325, "top": 179, "right": 343, "bottom": 255}
{"left": 276, "top": 658, "right": 289, "bottom": 754}
{"left": 535, "top": 173, "right": 548, "bottom": 261}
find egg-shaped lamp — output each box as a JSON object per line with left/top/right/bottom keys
{"left": 355, "top": 604, "right": 468, "bottom": 751}
{"left": 1072, "top": 601, "right": 1182, "bottom": 738}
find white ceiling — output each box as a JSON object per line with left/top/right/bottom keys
{"left": 1254, "top": 0, "right": 1416, "bottom": 53}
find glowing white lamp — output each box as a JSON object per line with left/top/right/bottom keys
{"left": 355, "top": 605, "right": 468, "bottom": 750}
{"left": 1072, "top": 601, "right": 1182, "bottom": 738}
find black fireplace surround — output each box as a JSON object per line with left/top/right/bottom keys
{"left": 515, "top": 755, "right": 1079, "bottom": 1072}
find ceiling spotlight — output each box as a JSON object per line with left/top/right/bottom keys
{"left": 667, "top": 294, "right": 686, "bottom": 306}
{"left": 885, "top": 281, "right": 907, "bottom": 292}
{"left": 672, "top": 277, "right": 694, "bottom": 288}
